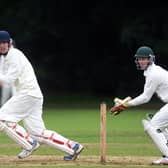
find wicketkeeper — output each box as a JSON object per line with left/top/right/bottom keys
{"left": 110, "top": 46, "right": 168, "bottom": 165}
{"left": 0, "top": 30, "right": 84, "bottom": 160}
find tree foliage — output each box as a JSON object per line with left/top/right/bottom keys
{"left": 1, "top": 2, "right": 168, "bottom": 96}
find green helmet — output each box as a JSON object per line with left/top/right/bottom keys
{"left": 135, "top": 46, "right": 154, "bottom": 58}
{"left": 134, "top": 46, "right": 155, "bottom": 70}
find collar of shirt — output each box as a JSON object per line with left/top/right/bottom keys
{"left": 143, "top": 63, "right": 155, "bottom": 77}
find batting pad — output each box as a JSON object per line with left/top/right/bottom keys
{"left": 142, "top": 119, "right": 168, "bottom": 157}
{"left": 32, "top": 130, "right": 74, "bottom": 155}
{"left": 0, "top": 121, "right": 32, "bottom": 150}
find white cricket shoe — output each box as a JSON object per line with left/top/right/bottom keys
{"left": 18, "top": 140, "right": 40, "bottom": 159}
{"left": 64, "top": 143, "right": 84, "bottom": 161}
{"left": 152, "top": 156, "right": 168, "bottom": 165}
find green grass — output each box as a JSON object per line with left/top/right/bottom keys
{"left": 0, "top": 107, "right": 163, "bottom": 167}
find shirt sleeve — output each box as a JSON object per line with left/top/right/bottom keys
{"left": 0, "top": 58, "right": 21, "bottom": 86}
{"left": 128, "top": 75, "right": 158, "bottom": 106}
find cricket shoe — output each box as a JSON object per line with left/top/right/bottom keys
{"left": 152, "top": 156, "right": 168, "bottom": 165}
{"left": 146, "top": 113, "right": 154, "bottom": 121}
{"left": 63, "top": 143, "right": 84, "bottom": 161}
{"left": 18, "top": 140, "right": 40, "bottom": 159}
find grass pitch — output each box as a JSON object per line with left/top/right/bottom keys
{"left": 0, "top": 107, "right": 164, "bottom": 167}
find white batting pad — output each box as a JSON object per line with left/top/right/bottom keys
{"left": 32, "top": 130, "right": 74, "bottom": 155}
{"left": 0, "top": 121, "right": 32, "bottom": 150}
{"left": 142, "top": 119, "right": 168, "bottom": 156}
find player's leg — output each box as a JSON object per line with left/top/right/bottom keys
{"left": 142, "top": 120, "right": 168, "bottom": 155}
{"left": 143, "top": 104, "right": 168, "bottom": 165}
{"left": 0, "top": 120, "right": 33, "bottom": 150}
{"left": 24, "top": 118, "right": 84, "bottom": 160}
{"left": 0, "top": 120, "right": 39, "bottom": 159}
{"left": 31, "top": 129, "right": 84, "bottom": 160}
{"left": 22, "top": 97, "right": 84, "bottom": 160}
{"left": 146, "top": 112, "right": 168, "bottom": 140}
{"left": 0, "top": 95, "right": 40, "bottom": 159}
{"left": 13, "top": 122, "right": 39, "bottom": 159}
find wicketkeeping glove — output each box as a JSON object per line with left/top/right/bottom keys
{"left": 110, "top": 96, "right": 131, "bottom": 115}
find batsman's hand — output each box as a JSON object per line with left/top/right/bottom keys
{"left": 110, "top": 96, "right": 131, "bottom": 116}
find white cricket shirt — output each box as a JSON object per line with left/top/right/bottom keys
{"left": 0, "top": 47, "right": 43, "bottom": 98}
{"left": 129, "top": 63, "right": 168, "bottom": 106}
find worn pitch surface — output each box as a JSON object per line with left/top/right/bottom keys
{"left": 0, "top": 155, "right": 159, "bottom": 166}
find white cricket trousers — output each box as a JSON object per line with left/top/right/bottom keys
{"left": 151, "top": 104, "right": 168, "bottom": 129}
{"left": 0, "top": 94, "right": 45, "bottom": 135}
{"left": 0, "top": 94, "right": 77, "bottom": 155}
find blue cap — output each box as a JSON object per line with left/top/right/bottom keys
{"left": 0, "top": 31, "right": 11, "bottom": 42}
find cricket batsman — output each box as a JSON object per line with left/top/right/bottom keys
{"left": 0, "top": 30, "right": 84, "bottom": 160}
{"left": 110, "top": 46, "right": 168, "bottom": 165}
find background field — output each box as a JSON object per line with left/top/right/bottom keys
{"left": 0, "top": 101, "right": 166, "bottom": 168}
